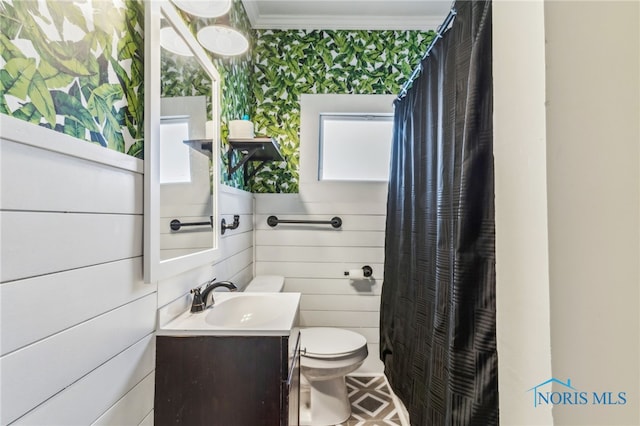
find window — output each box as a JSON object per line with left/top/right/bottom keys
{"left": 319, "top": 113, "right": 393, "bottom": 181}
{"left": 160, "top": 117, "right": 191, "bottom": 183}
{"left": 300, "top": 94, "right": 395, "bottom": 191}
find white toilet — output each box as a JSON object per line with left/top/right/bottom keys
{"left": 244, "top": 275, "right": 369, "bottom": 425}
{"left": 298, "top": 327, "right": 368, "bottom": 425}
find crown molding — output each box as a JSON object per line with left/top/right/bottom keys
{"left": 249, "top": 14, "right": 443, "bottom": 30}
{"left": 241, "top": 0, "right": 446, "bottom": 31}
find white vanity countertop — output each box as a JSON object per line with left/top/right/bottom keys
{"left": 157, "top": 292, "right": 301, "bottom": 337}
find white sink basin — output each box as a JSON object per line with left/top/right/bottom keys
{"left": 157, "top": 292, "right": 301, "bottom": 336}
{"left": 205, "top": 294, "right": 287, "bottom": 327}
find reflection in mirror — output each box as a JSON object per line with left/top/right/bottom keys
{"left": 144, "top": 0, "right": 221, "bottom": 283}
{"left": 160, "top": 42, "right": 215, "bottom": 260}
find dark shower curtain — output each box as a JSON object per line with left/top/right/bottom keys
{"left": 379, "top": 1, "right": 497, "bottom": 424}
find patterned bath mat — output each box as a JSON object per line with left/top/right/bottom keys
{"left": 337, "top": 375, "right": 403, "bottom": 426}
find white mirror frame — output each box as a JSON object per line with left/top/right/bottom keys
{"left": 144, "top": 1, "right": 221, "bottom": 283}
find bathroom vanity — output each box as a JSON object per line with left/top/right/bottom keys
{"left": 155, "top": 333, "right": 300, "bottom": 425}
{"left": 154, "top": 292, "right": 301, "bottom": 425}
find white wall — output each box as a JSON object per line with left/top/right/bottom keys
{"left": 156, "top": 185, "right": 254, "bottom": 325}
{"left": 494, "top": 1, "right": 640, "bottom": 425}
{"left": 0, "top": 115, "right": 255, "bottom": 424}
{"left": 545, "top": 1, "right": 640, "bottom": 424}
{"left": 492, "top": 1, "right": 554, "bottom": 424}
{"left": 252, "top": 94, "right": 394, "bottom": 374}
{"left": 0, "top": 115, "right": 155, "bottom": 425}
{"left": 254, "top": 193, "right": 385, "bottom": 373}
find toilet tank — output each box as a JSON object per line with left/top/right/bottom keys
{"left": 244, "top": 275, "right": 285, "bottom": 292}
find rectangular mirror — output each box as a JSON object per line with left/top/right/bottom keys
{"left": 160, "top": 97, "right": 213, "bottom": 259}
{"left": 144, "top": 1, "right": 221, "bottom": 282}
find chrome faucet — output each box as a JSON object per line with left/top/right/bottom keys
{"left": 190, "top": 279, "right": 238, "bottom": 313}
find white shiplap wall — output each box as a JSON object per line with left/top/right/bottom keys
{"left": 271, "top": 93, "right": 393, "bottom": 373}
{"left": 156, "top": 185, "right": 255, "bottom": 321}
{"left": 254, "top": 193, "right": 386, "bottom": 373}
{"left": 0, "top": 116, "right": 154, "bottom": 425}
{"left": 0, "top": 115, "right": 256, "bottom": 424}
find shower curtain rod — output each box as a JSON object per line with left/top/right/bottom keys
{"left": 396, "top": 6, "right": 457, "bottom": 101}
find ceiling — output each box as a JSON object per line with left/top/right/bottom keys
{"left": 240, "top": 0, "right": 452, "bottom": 31}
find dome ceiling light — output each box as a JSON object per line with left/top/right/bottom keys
{"left": 171, "top": 0, "right": 232, "bottom": 18}
{"left": 197, "top": 25, "right": 249, "bottom": 56}
{"left": 160, "top": 26, "right": 194, "bottom": 56}
{"left": 166, "top": 0, "right": 249, "bottom": 57}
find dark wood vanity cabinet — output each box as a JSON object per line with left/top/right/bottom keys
{"left": 155, "top": 332, "right": 300, "bottom": 426}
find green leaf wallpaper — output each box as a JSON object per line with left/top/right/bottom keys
{"left": 249, "top": 29, "right": 435, "bottom": 193}
{"left": 1, "top": 0, "right": 433, "bottom": 194}
{"left": 0, "top": 0, "right": 145, "bottom": 158}
{"left": 211, "top": 1, "right": 255, "bottom": 190}
{"left": 169, "top": 0, "right": 255, "bottom": 190}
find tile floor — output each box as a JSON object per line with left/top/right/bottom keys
{"left": 339, "top": 375, "right": 403, "bottom": 426}
{"left": 300, "top": 375, "right": 406, "bottom": 426}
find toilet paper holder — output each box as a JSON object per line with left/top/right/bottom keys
{"left": 344, "top": 265, "right": 373, "bottom": 279}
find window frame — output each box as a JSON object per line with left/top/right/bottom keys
{"left": 299, "top": 94, "right": 395, "bottom": 202}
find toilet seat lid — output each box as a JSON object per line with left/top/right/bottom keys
{"left": 300, "top": 327, "right": 367, "bottom": 357}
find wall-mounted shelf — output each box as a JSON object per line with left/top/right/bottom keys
{"left": 183, "top": 139, "right": 213, "bottom": 158}
{"left": 227, "top": 137, "right": 284, "bottom": 181}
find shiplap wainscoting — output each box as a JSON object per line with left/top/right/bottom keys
{"left": 1, "top": 116, "right": 256, "bottom": 424}
{"left": 159, "top": 152, "right": 214, "bottom": 259}
{"left": 0, "top": 116, "right": 154, "bottom": 425}
{"left": 156, "top": 185, "right": 255, "bottom": 323}
{"left": 254, "top": 193, "right": 386, "bottom": 373}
